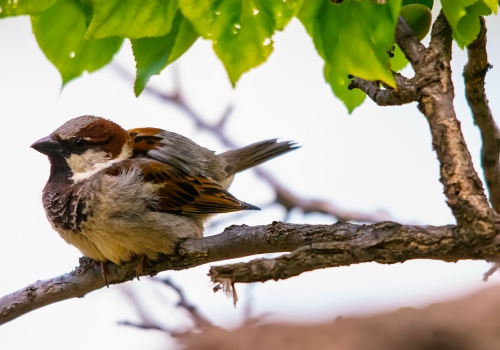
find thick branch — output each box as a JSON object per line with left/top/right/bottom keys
{"left": 5, "top": 221, "right": 500, "bottom": 325}
{"left": 411, "top": 12, "right": 497, "bottom": 239}
{"left": 463, "top": 17, "right": 500, "bottom": 213}
{"left": 208, "top": 221, "right": 493, "bottom": 286}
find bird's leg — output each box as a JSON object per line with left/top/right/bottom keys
{"left": 91, "top": 260, "right": 109, "bottom": 287}
{"left": 136, "top": 254, "right": 147, "bottom": 280}
{"left": 100, "top": 261, "right": 109, "bottom": 288}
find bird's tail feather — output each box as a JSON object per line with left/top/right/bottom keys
{"left": 219, "top": 139, "right": 300, "bottom": 173}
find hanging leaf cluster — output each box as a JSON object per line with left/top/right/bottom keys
{"left": 0, "top": 0, "right": 497, "bottom": 112}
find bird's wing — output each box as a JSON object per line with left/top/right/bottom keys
{"left": 127, "top": 127, "right": 165, "bottom": 158}
{"left": 106, "top": 159, "right": 259, "bottom": 215}
{"left": 127, "top": 127, "right": 221, "bottom": 176}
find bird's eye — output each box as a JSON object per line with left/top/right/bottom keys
{"left": 71, "top": 138, "right": 87, "bottom": 151}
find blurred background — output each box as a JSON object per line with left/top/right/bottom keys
{"left": 1, "top": 7, "right": 500, "bottom": 349}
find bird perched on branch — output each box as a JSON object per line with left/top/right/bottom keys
{"left": 31, "top": 115, "right": 298, "bottom": 284}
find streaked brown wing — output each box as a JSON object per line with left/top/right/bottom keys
{"left": 128, "top": 127, "right": 164, "bottom": 157}
{"left": 127, "top": 127, "right": 203, "bottom": 174}
{"left": 106, "top": 159, "right": 259, "bottom": 215}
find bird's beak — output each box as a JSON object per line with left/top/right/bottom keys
{"left": 31, "top": 135, "right": 61, "bottom": 156}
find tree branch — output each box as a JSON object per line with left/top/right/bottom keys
{"left": 118, "top": 277, "right": 212, "bottom": 334}
{"left": 463, "top": 17, "right": 500, "bottom": 214}
{"left": 4, "top": 220, "right": 500, "bottom": 325}
{"left": 208, "top": 218, "right": 500, "bottom": 288}
{"left": 411, "top": 12, "right": 498, "bottom": 240}
{"left": 347, "top": 16, "right": 425, "bottom": 105}
{"left": 155, "top": 277, "right": 212, "bottom": 329}
{"left": 348, "top": 72, "right": 417, "bottom": 106}
{"left": 209, "top": 222, "right": 463, "bottom": 286}
{"left": 118, "top": 285, "right": 178, "bottom": 334}
{"left": 395, "top": 16, "right": 426, "bottom": 69}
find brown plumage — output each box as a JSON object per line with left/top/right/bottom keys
{"left": 31, "top": 115, "right": 299, "bottom": 268}
{"left": 106, "top": 159, "right": 259, "bottom": 214}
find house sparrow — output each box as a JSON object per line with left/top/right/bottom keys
{"left": 31, "top": 115, "right": 298, "bottom": 282}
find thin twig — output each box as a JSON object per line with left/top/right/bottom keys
{"left": 119, "top": 285, "right": 159, "bottom": 328}
{"left": 154, "top": 277, "right": 212, "bottom": 329}
{"left": 118, "top": 320, "right": 172, "bottom": 332}
{"left": 118, "top": 277, "right": 213, "bottom": 334}
{"left": 348, "top": 72, "right": 417, "bottom": 106}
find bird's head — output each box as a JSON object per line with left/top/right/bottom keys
{"left": 31, "top": 115, "right": 133, "bottom": 182}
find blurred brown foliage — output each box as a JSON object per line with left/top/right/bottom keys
{"left": 182, "top": 286, "right": 500, "bottom": 350}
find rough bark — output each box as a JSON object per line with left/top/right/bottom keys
{"left": 463, "top": 17, "right": 500, "bottom": 214}
{"left": 412, "top": 13, "right": 495, "bottom": 237}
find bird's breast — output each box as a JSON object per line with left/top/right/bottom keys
{"left": 42, "top": 181, "right": 91, "bottom": 232}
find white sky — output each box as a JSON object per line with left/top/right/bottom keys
{"left": 1, "top": 9, "right": 500, "bottom": 350}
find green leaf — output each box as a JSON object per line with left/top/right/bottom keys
{"left": 178, "top": 0, "right": 303, "bottom": 85}
{"left": 390, "top": 44, "right": 409, "bottom": 71}
{"left": 87, "top": 0, "right": 178, "bottom": 39}
{"left": 402, "top": 0, "right": 433, "bottom": 9}
{"left": 441, "top": 0, "right": 493, "bottom": 48}
{"left": 298, "top": 0, "right": 400, "bottom": 109}
{"left": 0, "top": 0, "right": 57, "bottom": 18}
{"left": 132, "top": 10, "right": 198, "bottom": 96}
{"left": 31, "top": 0, "right": 123, "bottom": 85}
{"left": 483, "top": 0, "right": 498, "bottom": 14}
{"left": 324, "top": 65, "right": 366, "bottom": 113}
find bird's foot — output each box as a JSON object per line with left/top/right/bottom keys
{"left": 93, "top": 260, "right": 109, "bottom": 288}
{"left": 136, "top": 254, "right": 148, "bottom": 281}
{"left": 101, "top": 261, "right": 109, "bottom": 288}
